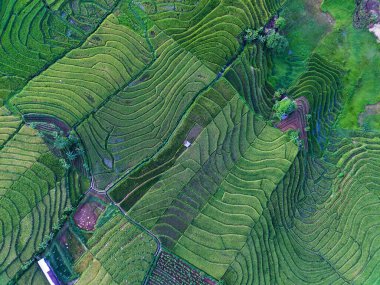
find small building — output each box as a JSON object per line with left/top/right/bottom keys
{"left": 37, "top": 258, "right": 61, "bottom": 285}
{"left": 183, "top": 140, "right": 191, "bottom": 148}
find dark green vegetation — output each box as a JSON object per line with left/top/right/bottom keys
{"left": 0, "top": 0, "right": 379, "bottom": 284}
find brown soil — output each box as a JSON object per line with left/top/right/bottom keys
{"left": 276, "top": 97, "right": 310, "bottom": 150}
{"left": 73, "top": 201, "right": 105, "bottom": 231}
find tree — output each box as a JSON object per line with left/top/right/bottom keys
{"left": 83, "top": 162, "right": 90, "bottom": 172}
{"left": 66, "top": 150, "right": 77, "bottom": 161}
{"left": 59, "top": 158, "right": 70, "bottom": 170}
{"left": 287, "top": 130, "right": 301, "bottom": 146}
{"left": 54, "top": 135, "right": 69, "bottom": 149}
{"left": 275, "top": 16, "right": 286, "bottom": 30}
{"left": 273, "top": 98, "right": 297, "bottom": 120}
{"left": 68, "top": 130, "right": 79, "bottom": 144}
{"left": 266, "top": 30, "right": 288, "bottom": 54}
{"left": 75, "top": 146, "right": 85, "bottom": 156}
{"left": 274, "top": 88, "right": 286, "bottom": 99}
{"left": 244, "top": 28, "right": 260, "bottom": 43}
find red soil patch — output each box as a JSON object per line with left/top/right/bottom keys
{"left": 277, "top": 96, "right": 310, "bottom": 150}
{"left": 73, "top": 201, "right": 105, "bottom": 231}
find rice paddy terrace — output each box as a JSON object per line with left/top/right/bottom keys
{"left": 0, "top": 0, "right": 379, "bottom": 284}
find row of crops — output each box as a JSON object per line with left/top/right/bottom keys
{"left": 1, "top": 0, "right": 379, "bottom": 283}
{"left": 147, "top": 250, "right": 217, "bottom": 285}
{"left": 136, "top": 0, "right": 284, "bottom": 72}
{"left": 288, "top": 54, "right": 343, "bottom": 154}
{"left": 12, "top": 14, "right": 153, "bottom": 127}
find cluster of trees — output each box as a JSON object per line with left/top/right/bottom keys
{"left": 30, "top": 123, "right": 89, "bottom": 173}
{"left": 244, "top": 16, "right": 288, "bottom": 54}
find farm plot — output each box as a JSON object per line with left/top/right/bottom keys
{"left": 223, "top": 129, "right": 380, "bottom": 284}
{"left": 11, "top": 13, "right": 153, "bottom": 126}
{"left": 77, "top": 25, "right": 215, "bottom": 190}
{"left": 0, "top": 0, "right": 97, "bottom": 102}
{"left": 288, "top": 54, "right": 343, "bottom": 154}
{"left": 74, "top": 206, "right": 158, "bottom": 285}
{"left": 109, "top": 77, "right": 239, "bottom": 205}
{"left": 225, "top": 45, "right": 275, "bottom": 118}
{"left": 136, "top": 0, "right": 285, "bottom": 72}
{"left": 126, "top": 83, "right": 299, "bottom": 279}
{"left": 16, "top": 262, "right": 49, "bottom": 285}
{"left": 0, "top": 107, "right": 22, "bottom": 147}
{"left": 45, "top": 0, "right": 119, "bottom": 32}
{"left": 0, "top": 125, "right": 84, "bottom": 284}
{"left": 147, "top": 250, "right": 217, "bottom": 285}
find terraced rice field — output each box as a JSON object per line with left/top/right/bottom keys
{"left": 288, "top": 54, "right": 343, "bottom": 154}
{"left": 74, "top": 206, "right": 158, "bottom": 285}
{"left": 0, "top": 0, "right": 379, "bottom": 284}
{"left": 12, "top": 14, "right": 153, "bottom": 127}
{"left": 125, "top": 82, "right": 299, "bottom": 278}
{"left": 0, "top": 0, "right": 117, "bottom": 103}
{"left": 0, "top": 124, "right": 75, "bottom": 283}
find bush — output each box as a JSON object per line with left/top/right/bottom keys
{"left": 54, "top": 135, "right": 70, "bottom": 149}
{"left": 273, "top": 98, "right": 297, "bottom": 120}
{"left": 275, "top": 16, "right": 286, "bottom": 30}
{"left": 274, "top": 88, "right": 286, "bottom": 99}
{"left": 244, "top": 28, "right": 260, "bottom": 43}
{"left": 266, "top": 30, "right": 288, "bottom": 53}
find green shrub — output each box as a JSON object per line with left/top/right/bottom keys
{"left": 275, "top": 16, "right": 286, "bottom": 30}
{"left": 266, "top": 30, "right": 289, "bottom": 53}
{"left": 273, "top": 98, "right": 297, "bottom": 120}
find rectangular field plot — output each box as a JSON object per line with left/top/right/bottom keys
{"left": 74, "top": 206, "right": 158, "bottom": 285}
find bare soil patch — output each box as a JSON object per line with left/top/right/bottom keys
{"left": 73, "top": 193, "right": 108, "bottom": 231}
{"left": 277, "top": 97, "right": 310, "bottom": 150}
{"left": 358, "top": 101, "right": 380, "bottom": 126}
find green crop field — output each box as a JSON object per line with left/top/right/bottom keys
{"left": 74, "top": 206, "right": 158, "bottom": 285}
{"left": 0, "top": 122, "right": 87, "bottom": 283}
{"left": 0, "top": 0, "right": 379, "bottom": 284}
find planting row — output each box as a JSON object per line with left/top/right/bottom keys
{"left": 77, "top": 25, "right": 215, "bottom": 190}
{"left": 288, "top": 54, "right": 343, "bottom": 154}
{"left": 137, "top": 0, "right": 284, "bottom": 72}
